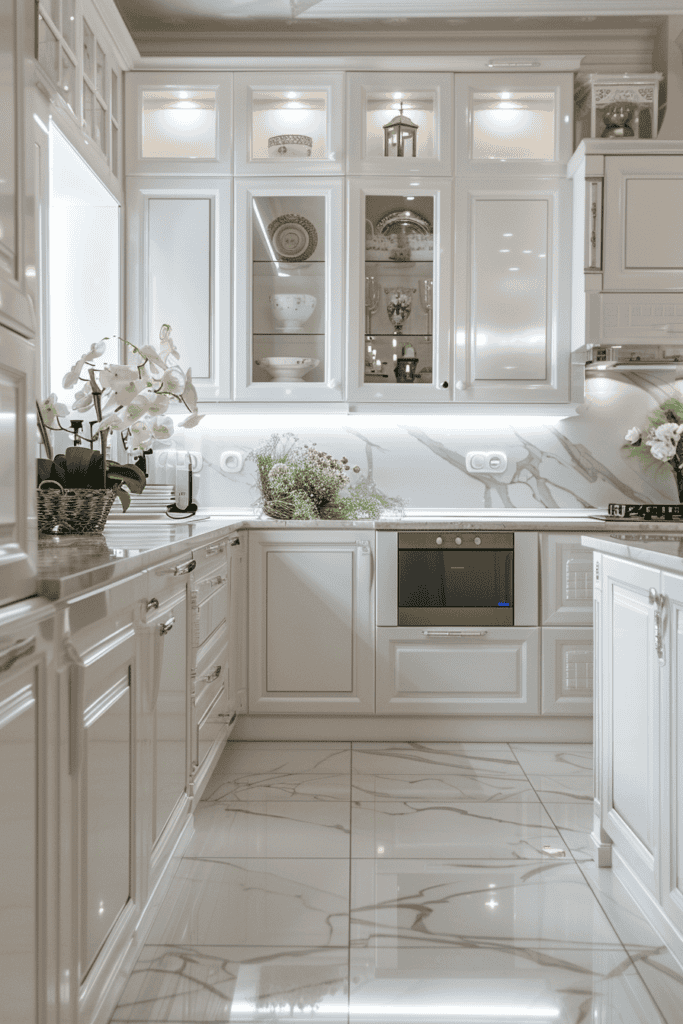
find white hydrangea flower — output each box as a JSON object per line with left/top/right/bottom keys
{"left": 649, "top": 439, "right": 677, "bottom": 462}
{"left": 653, "top": 422, "right": 683, "bottom": 443}
{"left": 624, "top": 427, "right": 641, "bottom": 444}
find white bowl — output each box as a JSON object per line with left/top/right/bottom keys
{"left": 255, "top": 356, "right": 320, "bottom": 382}
{"left": 269, "top": 293, "right": 317, "bottom": 333}
{"left": 268, "top": 135, "right": 313, "bottom": 158}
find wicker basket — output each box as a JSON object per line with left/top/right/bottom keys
{"left": 37, "top": 485, "right": 117, "bottom": 534}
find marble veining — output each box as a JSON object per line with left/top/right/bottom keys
{"left": 110, "top": 741, "right": 683, "bottom": 1023}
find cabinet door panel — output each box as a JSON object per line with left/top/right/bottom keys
{"left": 266, "top": 549, "right": 354, "bottom": 693}
{"left": 83, "top": 677, "right": 131, "bottom": 974}
{"left": 376, "top": 626, "right": 540, "bottom": 716}
{"left": 249, "top": 530, "right": 375, "bottom": 713}
{"left": 0, "top": 661, "right": 37, "bottom": 1024}
{"left": 660, "top": 571, "right": 683, "bottom": 932}
{"left": 541, "top": 533, "right": 593, "bottom": 626}
{"left": 541, "top": 627, "right": 593, "bottom": 716}
{"left": 603, "top": 156, "right": 683, "bottom": 291}
{"left": 153, "top": 593, "right": 187, "bottom": 843}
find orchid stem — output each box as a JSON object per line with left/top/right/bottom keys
{"left": 35, "top": 402, "right": 53, "bottom": 460}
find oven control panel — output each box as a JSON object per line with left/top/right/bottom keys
{"left": 398, "top": 531, "right": 513, "bottom": 550}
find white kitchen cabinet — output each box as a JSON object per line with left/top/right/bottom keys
{"left": 347, "top": 177, "right": 452, "bottom": 403}
{"left": 234, "top": 72, "right": 344, "bottom": 176}
{"left": 375, "top": 625, "right": 540, "bottom": 716}
{"left": 541, "top": 626, "right": 593, "bottom": 716}
{"left": 346, "top": 72, "right": 453, "bottom": 177}
{"left": 0, "top": 600, "right": 54, "bottom": 1024}
{"left": 248, "top": 529, "right": 375, "bottom": 714}
{"left": 61, "top": 572, "right": 145, "bottom": 1023}
{"left": 234, "top": 177, "right": 345, "bottom": 402}
{"left": 595, "top": 553, "right": 661, "bottom": 898}
{"left": 658, "top": 570, "right": 683, "bottom": 941}
{"left": 602, "top": 155, "right": 683, "bottom": 292}
{"left": 540, "top": 532, "right": 594, "bottom": 625}
{"left": 125, "top": 71, "right": 233, "bottom": 176}
{"left": 454, "top": 73, "right": 574, "bottom": 177}
{"left": 454, "top": 177, "right": 573, "bottom": 403}
{"left": 125, "top": 175, "right": 232, "bottom": 401}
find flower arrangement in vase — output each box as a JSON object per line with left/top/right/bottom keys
{"left": 624, "top": 398, "right": 683, "bottom": 501}
{"left": 36, "top": 325, "right": 203, "bottom": 533}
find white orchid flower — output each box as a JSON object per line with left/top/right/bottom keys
{"left": 624, "top": 427, "right": 641, "bottom": 444}
{"left": 93, "top": 412, "right": 125, "bottom": 434}
{"left": 102, "top": 377, "right": 153, "bottom": 412}
{"left": 129, "top": 419, "right": 152, "bottom": 447}
{"left": 150, "top": 414, "right": 175, "bottom": 440}
{"left": 138, "top": 344, "right": 167, "bottom": 373}
{"left": 39, "top": 393, "right": 69, "bottom": 426}
{"left": 146, "top": 392, "right": 170, "bottom": 416}
{"left": 159, "top": 365, "right": 185, "bottom": 395}
{"left": 99, "top": 363, "right": 138, "bottom": 389}
{"left": 160, "top": 332, "right": 180, "bottom": 362}
{"left": 181, "top": 368, "right": 198, "bottom": 413}
{"left": 179, "top": 411, "right": 205, "bottom": 429}
{"left": 72, "top": 384, "right": 94, "bottom": 413}
{"left": 159, "top": 324, "right": 172, "bottom": 342}
{"left": 62, "top": 357, "right": 86, "bottom": 390}
{"left": 84, "top": 339, "right": 107, "bottom": 361}
{"left": 120, "top": 394, "right": 152, "bottom": 427}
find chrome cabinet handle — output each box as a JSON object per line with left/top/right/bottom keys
{"left": 421, "top": 630, "right": 488, "bottom": 637}
{"left": 199, "top": 665, "right": 221, "bottom": 685}
{"left": 159, "top": 616, "right": 175, "bottom": 636}
{"left": 0, "top": 636, "right": 36, "bottom": 673}
{"left": 230, "top": 537, "right": 240, "bottom": 547}
{"left": 147, "top": 597, "right": 159, "bottom": 612}
{"left": 206, "top": 543, "right": 225, "bottom": 555}
{"left": 157, "top": 558, "right": 196, "bottom": 577}
{"left": 649, "top": 588, "right": 666, "bottom": 664}
{"left": 217, "top": 712, "right": 237, "bottom": 725}
{"left": 209, "top": 574, "right": 225, "bottom": 588}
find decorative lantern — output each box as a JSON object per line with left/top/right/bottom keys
{"left": 383, "top": 102, "right": 418, "bottom": 157}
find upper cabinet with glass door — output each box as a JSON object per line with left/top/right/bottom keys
{"left": 455, "top": 73, "right": 573, "bottom": 176}
{"left": 347, "top": 178, "right": 451, "bottom": 404}
{"left": 347, "top": 73, "right": 453, "bottom": 177}
{"left": 234, "top": 178, "right": 344, "bottom": 402}
{"left": 125, "top": 71, "right": 233, "bottom": 176}
{"left": 234, "top": 73, "right": 344, "bottom": 176}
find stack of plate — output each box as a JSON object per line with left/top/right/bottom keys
{"left": 127, "top": 484, "right": 175, "bottom": 511}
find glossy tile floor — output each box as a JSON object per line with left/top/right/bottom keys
{"left": 111, "top": 742, "right": 683, "bottom": 1023}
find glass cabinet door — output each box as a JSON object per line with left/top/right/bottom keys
{"left": 234, "top": 179, "right": 344, "bottom": 402}
{"left": 455, "top": 73, "right": 573, "bottom": 176}
{"left": 347, "top": 73, "right": 453, "bottom": 177}
{"left": 234, "top": 73, "right": 344, "bottom": 176}
{"left": 348, "top": 178, "right": 451, "bottom": 403}
{"left": 125, "top": 71, "right": 233, "bottom": 176}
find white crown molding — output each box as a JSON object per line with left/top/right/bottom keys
{"left": 133, "top": 51, "right": 584, "bottom": 71}
{"left": 296, "top": 0, "right": 683, "bottom": 13}
{"left": 89, "top": 0, "right": 140, "bottom": 68}
{"left": 131, "top": 27, "right": 657, "bottom": 67}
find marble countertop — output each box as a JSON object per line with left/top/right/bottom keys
{"left": 581, "top": 532, "right": 683, "bottom": 574}
{"left": 36, "top": 509, "right": 683, "bottom": 602}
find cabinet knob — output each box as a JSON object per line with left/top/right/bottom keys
{"left": 474, "top": 536, "right": 481, "bottom": 545}
{"left": 441, "top": 381, "right": 449, "bottom": 389}
{"left": 159, "top": 616, "right": 175, "bottom": 636}
{"left": 436, "top": 536, "right": 443, "bottom": 545}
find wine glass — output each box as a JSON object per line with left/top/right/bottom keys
{"left": 365, "top": 276, "right": 380, "bottom": 337}
{"left": 418, "top": 279, "right": 433, "bottom": 339}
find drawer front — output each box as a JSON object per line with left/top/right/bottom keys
{"left": 541, "top": 626, "right": 593, "bottom": 717}
{"left": 193, "top": 582, "right": 229, "bottom": 655}
{"left": 194, "top": 642, "right": 229, "bottom": 717}
{"left": 196, "top": 686, "right": 231, "bottom": 771}
{"left": 144, "top": 557, "right": 191, "bottom": 620}
{"left": 376, "top": 626, "right": 540, "bottom": 716}
{"left": 194, "top": 533, "right": 239, "bottom": 577}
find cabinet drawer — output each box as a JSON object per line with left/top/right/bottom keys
{"left": 194, "top": 641, "right": 229, "bottom": 717}
{"left": 192, "top": 575, "right": 228, "bottom": 652}
{"left": 194, "top": 534, "right": 237, "bottom": 577}
{"left": 541, "top": 627, "right": 593, "bottom": 716}
{"left": 196, "top": 686, "right": 231, "bottom": 772}
{"left": 376, "top": 626, "right": 540, "bottom": 716}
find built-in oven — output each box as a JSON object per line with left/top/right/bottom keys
{"left": 376, "top": 530, "right": 539, "bottom": 628}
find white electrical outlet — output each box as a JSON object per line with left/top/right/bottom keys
{"left": 466, "top": 451, "right": 508, "bottom": 474}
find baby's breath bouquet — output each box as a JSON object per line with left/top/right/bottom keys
{"left": 624, "top": 397, "right": 683, "bottom": 501}
{"left": 249, "top": 434, "right": 404, "bottom": 521}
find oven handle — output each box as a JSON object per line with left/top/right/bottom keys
{"left": 421, "top": 629, "right": 488, "bottom": 637}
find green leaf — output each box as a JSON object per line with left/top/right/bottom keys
{"left": 49, "top": 455, "right": 68, "bottom": 486}
{"left": 115, "top": 487, "right": 131, "bottom": 512}
{"left": 64, "top": 446, "right": 102, "bottom": 488}
{"left": 37, "top": 458, "right": 53, "bottom": 485}
{"left": 105, "top": 462, "right": 146, "bottom": 495}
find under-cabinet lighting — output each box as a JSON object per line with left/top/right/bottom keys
{"left": 228, "top": 1002, "right": 560, "bottom": 1018}
{"left": 178, "top": 413, "right": 571, "bottom": 430}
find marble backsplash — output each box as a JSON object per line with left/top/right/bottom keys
{"left": 164, "top": 374, "right": 683, "bottom": 513}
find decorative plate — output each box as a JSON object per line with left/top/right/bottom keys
{"left": 375, "top": 208, "right": 432, "bottom": 237}
{"left": 268, "top": 213, "right": 318, "bottom": 262}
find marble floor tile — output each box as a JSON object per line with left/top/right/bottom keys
{"left": 510, "top": 743, "right": 594, "bottom": 775}
{"left": 146, "top": 858, "right": 350, "bottom": 948}
{"left": 202, "top": 773, "right": 351, "bottom": 804}
{"left": 627, "top": 945, "right": 683, "bottom": 1024}
{"left": 110, "top": 945, "right": 349, "bottom": 1022}
{"left": 351, "top": 772, "right": 540, "bottom": 803}
{"left": 349, "top": 945, "right": 666, "bottom": 1024}
{"left": 577, "top": 858, "right": 668, "bottom": 950}
{"left": 186, "top": 802, "right": 350, "bottom": 859}
{"left": 351, "top": 800, "right": 567, "bottom": 860}
{"left": 526, "top": 773, "right": 594, "bottom": 802}
{"left": 210, "top": 742, "right": 351, "bottom": 777}
{"left": 541, "top": 802, "right": 594, "bottom": 862}
{"left": 351, "top": 742, "right": 526, "bottom": 777}
{"left": 350, "top": 858, "right": 624, "bottom": 949}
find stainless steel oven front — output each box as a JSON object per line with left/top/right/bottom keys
{"left": 376, "top": 530, "right": 539, "bottom": 628}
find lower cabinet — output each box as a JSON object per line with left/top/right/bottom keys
{"left": 376, "top": 626, "right": 540, "bottom": 716}
{"left": 248, "top": 529, "right": 375, "bottom": 714}
{"left": 541, "top": 627, "right": 593, "bottom": 716}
